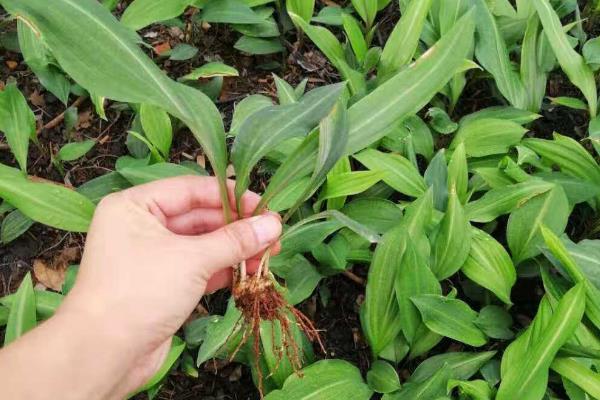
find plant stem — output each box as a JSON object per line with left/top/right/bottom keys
{"left": 256, "top": 248, "right": 272, "bottom": 278}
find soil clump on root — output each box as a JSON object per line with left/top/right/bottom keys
{"left": 232, "top": 274, "right": 324, "bottom": 397}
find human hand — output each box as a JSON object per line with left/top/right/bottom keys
{"left": 58, "top": 176, "right": 282, "bottom": 397}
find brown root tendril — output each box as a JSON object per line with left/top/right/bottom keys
{"left": 230, "top": 272, "right": 325, "bottom": 398}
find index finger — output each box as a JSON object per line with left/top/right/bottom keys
{"left": 122, "top": 175, "right": 261, "bottom": 218}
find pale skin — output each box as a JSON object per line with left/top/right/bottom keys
{"left": 0, "top": 176, "right": 283, "bottom": 400}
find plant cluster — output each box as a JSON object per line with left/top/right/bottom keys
{"left": 1, "top": 0, "right": 600, "bottom": 399}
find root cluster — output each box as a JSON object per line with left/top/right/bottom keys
{"left": 230, "top": 271, "right": 324, "bottom": 397}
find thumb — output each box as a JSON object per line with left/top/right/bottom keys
{"left": 192, "top": 213, "right": 282, "bottom": 276}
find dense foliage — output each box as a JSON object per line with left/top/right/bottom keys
{"left": 1, "top": 0, "right": 600, "bottom": 399}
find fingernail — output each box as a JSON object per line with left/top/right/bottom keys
{"left": 249, "top": 215, "right": 282, "bottom": 246}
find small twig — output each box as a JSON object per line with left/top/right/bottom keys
{"left": 36, "top": 95, "right": 87, "bottom": 134}
{"left": 343, "top": 270, "right": 366, "bottom": 286}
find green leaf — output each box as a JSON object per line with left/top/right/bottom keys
{"left": 535, "top": 171, "right": 600, "bottom": 207}
{"left": 119, "top": 163, "right": 202, "bottom": 186}
{"left": 540, "top": 226, "right": 600, "bottom": 330}
{"left": 180, "top": 62, "right": 239, "bottom": 80}
{"left": 230, "top": 94, "right": 272, "bottom": 135}
{"left": 132, "top": 336, "right": 185, "bottom": 395}
{"left": 424, "top": 150, "right": 449, "bottom": 211}
{"left": 551, "top": 358, "right": 600, "bottom": 400}
{"left": 409, "top": 351, "right": 497, "bottom": 383}
{"left": 319, "top": 170, "right": 384, "bottom": 202}
{"left": 4, "top": 273, "right": 36, "bottom": 346}
{"left": 395, "top": 237, "right": 441, "bottom": 344}
{"left": 351, "top": 0, "right": 377, "bottom": 28}
{"left": 282, "top": 210, "right": 381, "bottom": 245}
{"left": 201, "top": 0, "right": 265, "bottom": 24}
{"left": 431, "top": 188, "right": 471, "bottom": 280}
{"left": 549, "top": 96, "right": 588, "bottom": 111}
{"left": 367, "top": 360, "right": 401, "bottom": 394}
{"left": 520, "top": 15, "right": 547, "bottom": 113}
{"left": 330, "top": 10, "right": 474, "bottom": 155}
{"left": 166, "top": 43, "right": 198, "bottom": 61}
{"left": 61, "top": 264, "right": 78, "bottom": 295}
{"left": 354, "top": 149, "right": 427, "bottom": 198}
{"left": 273, "top": 74, "right": 298, "bottom": 105}
{"left": 121, "top": 0, "right": 192, "bottom": 30}
{"left": 285, "top": 103, "right": 349, "bottom": 217}
{"left": 342, "top": 14, "right": 367, "bottom": 64}
{"left": 270, "top": 255, "right": 322, "bottom": 305}
{"left": 461, "top": 227, "right": 516, "bottom": 305}
{"left": 57, "top": 139, "right": 96, "bottom": 162}
{"left": 234, "top": 36, "right": 284, "bottom": 54}
{"left": 0, "top": 82, "right": 36, "bottom": 172}
{"left": 386, "top": 364, "right": 452, "bottom": 400}
{"left": 1, "top": 210, "right": 34, "bottom": 244}
{"left": 17, "top": 20, "right": 70, "bottom": 105}
{"left": 76, "top": 172, "right": 131, "bottom": 204}
{"left": 232, "top": 83, "right": 344, "bottom": 210}
{"left": 197, "top": 299, "right": 242, "bottom": 365}
{"left": 583, "top": 36, "right": 600, "bottom": 69}
{"left": 0, "top": 171, "right": 95, "bottom": 232}
{"left": 474, "top": 0, "right": 527, "bottom": 108}
{"left": 496, "top": 284, "right": 586, "bottom": 400}
{"left": 447, "top": 143, "right": 468, "bottom": 203}
{"left": 465, "top": 180, "right": 555, "bottom": 222}
{"left": 362, "top": 223, "right": 406, "bottom": 355}
{"left": 140, "top": 104, "right": 173, "bottom": 158}
{"left": 533, "top": 0, "right": 597, "bottom": 117}
{"left": 378, "top": 0, "right": 433, "bottom": 80}
{"left": 447, "top": 379, "right": 493, "bottom": 400}
{"left": 265, "top": 359, "right": 373, "bottom": 400}
{"left": 474, "top": 305, "right": 514, "bottom": 340}
{"left": 0, "top": 289, "right": 63, "bottom": 320}
{"left": 507, "top": 185, "right": 570, "bottom": 264}
{"left": 341, "top": 198, "right": 403, "bottom": 233}
{"left": 461, "top": 106, "right": 541, "bottom": 125}
{"left": 411, "top": 295, "right": 488, "bottom": 347}
{"left": 562, "top": 239, "right": 600, "bottom": 290}
{"left": 2, "top": 0, "right": 231, "bottom": 220}
{"left": 260, "top": 318, "right": 313, "bottom": 388}
{"left": 525, "top": 133, "right": 600, "bottom": 208}
{"left": 589, "top": 115, "right": 600, "bottom": 157}
{"left": 451, "top": 118, "right": 528, "bottom": 157}
{"left": 286, "top": 0, "right": 314, "bottom": 24}
{"left": 427, "top": 107, "right": 458, "bottom": 134}
{"left": 280, "top": 220, "right": 342, "bottom": 257}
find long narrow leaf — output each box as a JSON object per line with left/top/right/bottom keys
{"left": 0, "top": 83, "right": 36, "bottom": 173}
{"left": 533, "top": 0, "right": 597, "bottom": 117}
{"left": 231, "top": 83, "right": 344, "bottom": 211}
{"left": 2, "top": 0, "right": 232, "bottom": 219}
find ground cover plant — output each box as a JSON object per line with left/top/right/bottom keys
{"left": 0, "top": 0, "right": 600, "bottom": 399}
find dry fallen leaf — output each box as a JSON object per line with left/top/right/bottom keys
{"left": 154, "top": 42, "right": 171, "bottom": 55}
{"left": 6, "top": 60, "right": 18, "bottom": 70}
{"left": 33, "top": 247, "right": 80, "bottom": 291}
{"left": 76, "top": 110, "right": 93, "bottom": 129}
{"left": 29, "top": 90, "right": 46, "bottom": 108}
{"left": 0, "top": 80, "right": 6, "bottom": 91}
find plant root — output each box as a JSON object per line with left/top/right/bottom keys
{"left": 231, "top": 274, "right": 325, "bottom": 398}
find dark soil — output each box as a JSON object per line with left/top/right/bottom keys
{"left": 1, "top": 2, "right": 599, "bottom": 400}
